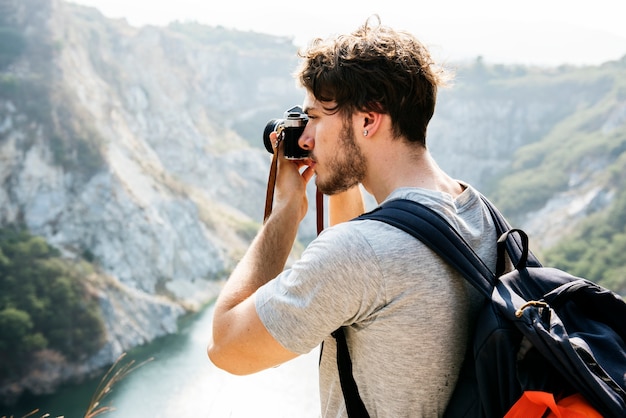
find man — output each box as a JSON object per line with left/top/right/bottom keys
{"left": 208, "top": 18, "right": 498, "bottom": 416}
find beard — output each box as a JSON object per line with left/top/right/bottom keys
{"left": 315, "top": 121, "right": 367, "bottom": 195}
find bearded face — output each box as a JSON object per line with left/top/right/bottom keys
{"left": 314, "top": 119, "right": 367, "bottom": 195}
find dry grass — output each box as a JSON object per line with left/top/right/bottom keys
{"left": 1, "top": 353, "right": 153, "bottom": 418}
{"left": 84, "top": 353, "right": 154, "bottom": 418}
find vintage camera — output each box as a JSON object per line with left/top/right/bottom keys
{"left": 263, "top": 105, "right": 309, "bottom": 160}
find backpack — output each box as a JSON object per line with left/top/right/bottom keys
{"left": 332, "top": 196, "right": 626, "bottom": 417}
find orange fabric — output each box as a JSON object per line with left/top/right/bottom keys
{"left": 504, "top": 391, "right": 603, "bottom": 418}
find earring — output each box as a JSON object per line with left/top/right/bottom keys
{"left": 363, "top": 129, "right": 369, "bottom": 137}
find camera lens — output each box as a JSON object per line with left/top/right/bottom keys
{"left": 263, "top": 119, "right": 280, "bottom": 154}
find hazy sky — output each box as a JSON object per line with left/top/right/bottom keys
{"left": 68, "top": 0, "right": 626, "bottom": 67}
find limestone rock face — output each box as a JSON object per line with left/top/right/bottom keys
{"left": 0, "top": 0, "right": 302, "bottom": 392}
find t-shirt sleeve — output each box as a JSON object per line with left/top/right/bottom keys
{"left": 255, "top": 222, "right": 385, "bottom": 354}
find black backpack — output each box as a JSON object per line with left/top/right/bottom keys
{"left": 332, "top": 197, "right": 626, "bottom": 417}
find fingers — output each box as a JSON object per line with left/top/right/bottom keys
{"left": 268, "top": 132, "right": 279, "bottom": 153}
{"left": 300, "top": 165, "right": 315, "bottom": 183}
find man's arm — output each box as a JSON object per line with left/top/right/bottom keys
{"left": 208, "top": 140, "right": 314, "bottom": 375}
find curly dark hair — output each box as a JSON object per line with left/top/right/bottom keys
{"left": 296, "top": 16, "right": 450, "bottom": 146}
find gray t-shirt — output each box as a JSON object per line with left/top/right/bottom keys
{"left": 256, "top": 184, "right": 498, "bottom": 417}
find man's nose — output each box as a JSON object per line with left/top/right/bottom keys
{"left": 298, "top": 131, "right": 314, "bottom": 151}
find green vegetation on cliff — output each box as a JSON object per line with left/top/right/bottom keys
{"left": 488, "top": 59, "right": 626, "bottom": 218}
{"left": 472, "top": 57, "right": 626, "bottom": 296}
{"left": 0, "top": 228, "right": 106, "bottom": 380}
{"left": 544, "top": 184, "right": 626, "bottom": 296}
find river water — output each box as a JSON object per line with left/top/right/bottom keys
{"left": 5, "top": 305, "right": 321, "bottom": 418}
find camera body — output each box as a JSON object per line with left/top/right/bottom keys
{"left": 263, "top": 105, "right": 309, "bottom": 160}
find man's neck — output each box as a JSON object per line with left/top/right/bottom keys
{"left": 363, "top": 145, "right": 462, "bottom": 203}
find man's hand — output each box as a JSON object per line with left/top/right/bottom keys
{"left": 273, "top": 146, "right": 315, "bottom": 224}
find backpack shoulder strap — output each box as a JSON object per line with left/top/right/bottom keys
{"left": 479, "top": 195, "right": 542, "bottom": 272}
{"left": 356, "top": 198, "right": 495, "bottom": 298}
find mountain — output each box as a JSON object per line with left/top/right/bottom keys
{"left": 427, "top": 57, "right": 626, "bottom": 287}
{"left": 1, "top": 0, "right": 625, "bottom": 404}
{"left": 0, "top": 0, "right": 304, "bottom": 403}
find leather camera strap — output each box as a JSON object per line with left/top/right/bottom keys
{"left": 264, "top": 148, "right": 324, "bottom": 234}
{"left": 263, "top": 151, "right": 279, "bottom": 222}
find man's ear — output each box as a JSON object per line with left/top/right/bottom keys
{"left": 361, "top": 111, "right": 383, "bottom": 137}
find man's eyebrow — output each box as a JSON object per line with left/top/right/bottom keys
{"left": 303, "top": 104, "right": 321, "bottom": 115}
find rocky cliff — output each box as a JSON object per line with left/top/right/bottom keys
{"left": 428, "top": 60, "right": 626, "bottom": 250}
{"left": 1, "top": 0, "right": 304, "bottom": 399}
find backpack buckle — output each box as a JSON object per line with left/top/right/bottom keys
{"left": 515, "top": 301, "right": 549, "bottom": 318}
